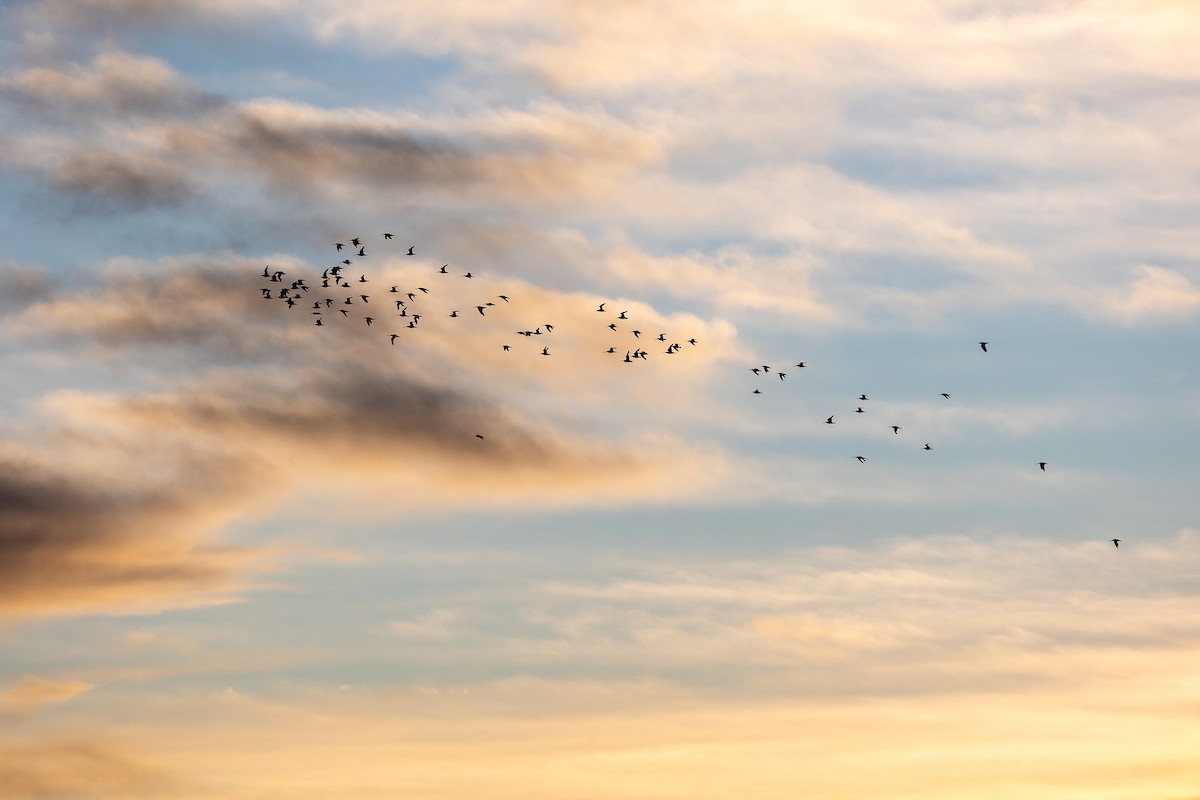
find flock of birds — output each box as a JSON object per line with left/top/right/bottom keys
{"left": 258, "top": 235, "right": 700, "bottom": 365}
{"left": 258, "top": 235, "right": 1121, "bottom": 549}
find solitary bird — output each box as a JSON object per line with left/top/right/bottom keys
{"left": 1039, "top": 462, "right": 1047, "bottom": 471}
{"left": 449, "top": 310, "right": 459, "bottom": 318}
{"left": 476, "top": 306, "right": 486, "bottom": 316}
{"left": 541, "top": 347, "right": 550, "bottom": 356}
{"left": 597, "top": 303, "right": 606, "bottom": 312}
{"left": 618, "top": 311, "right": 628, "bottom": 319}
{"left": 859, "top": 394, "right": 868, "bottom": 401}
{"left": 364, "top": 317, "right": 374, "bottom": 326}
{"left": 941, "top": 393, "right": 951, "bottom": 399}
{"left": 390, "top": 334, "right": 398, "bottom": 345}
{"left": 979, "top": 342, "right": 989, "bottom": 352}
{"left": 1111, "top": 539, "right": 1120, "bottom": 548}
{"left": 439, "top": 265, "right": 448, "bottom": 274}
{"left": 632, "top": 330, "right": 642, "bottom": 338}
{"left": 476, "top": 434, "right": 485, "bottom": 440}
{"left": 502, "top": 345, "right": 510, "bottom": 351}
{"left": 357, "top": 246, "right": 366, "bottom": 257}
{"left": 350, "top": 237, "right": 361, "bottom": 246}
{"left": 855, "top": 407, "right": 865, "bottom": 413}
{"left": 856, "top": 456, "right": 866, "bottom": 463}
{"left": 406, "top": 246, "right": 415, "bottom": 256}
{"left": 752, "top": 389, "right": 762, "bottom": 395}
{"left": 891, "top": 426, "right": 901, "bottom": 434}
{"left": 778, "top": 372, "right": 787, "bottom": 380}
{"left": 826, "top": 416, "right": 835, "bottom": 424}
{"left": 498, "top": 295, "right": 509, "bottom": 302}
{"left": 750, "top": 368, "right": 761, "bottom": 375}
{"left": 334, "top": 243, "right": 345, "bottom": 251}
{"left": 383, "top": 233, "right": 393, "bottom": 239}
{"left": 923, "top": 443, "right": 932, "bottom": 450}
{"left": 464, "top": 272, "right": 474, "bottom": 278}
{"left": 608, "top": 323, "right": 618, "bottom": 331}
{"left": 796, "top": 362, "right": 807, "bottom": 368}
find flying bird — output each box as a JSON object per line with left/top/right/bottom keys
{"left": 357, "top": 246, "right": 366, "bottom": 257}
{"left": 923, "top": 444, "right": 932, "bottom": 450}
{"left": 608, "top": 323, "right": 618, "bottom": 331}
{"left": 498, "top": 295, "right": 509, "bottom": 302}
{"left": 364, "top": 317, "right": 374, "bottom": 326}
{"left": 390, "top": 334, "right": 398, "bottom": 345}
{"left": 941, "top": 393, "right": 951, "bottom": 399}
{"left": 859, "top": 394, "right": 868, "bottom": 401}
{"left": 1111, "top": 539, "right": 1120, "bottom": 548}
{"left": 826, "top": 416, "right": 835, "bottom": 424}
{"left": 350, "top": 237, "right": 361, "bottom": 246}
{"left": 502, "top": 345, "right": 510, "bottom": 351}
{"left": 1039, "top": 462, "right": 1047, "bottom": 471}
{"left": 439, "top": 265, "right": 448, "bottom": 274}
{"left": 476, "top": 434, "right": 485, "bottom": 440}
{"left": 855, "top": 407, "right": 865, "bottom": 413}
{"left": 856, "top": 456, "right": 866, "bottom": 463}
{"left": 752, "top": 389, "right": 762, "bottom": 395}
{"left": 464, "top": 272, "right": 474, "bottom": 278}
{"left": 383, "top": 232, "right": 393, "bottom": 239}
{"left": 407, "top": 246, "right": 415, "bottom": 256}
{"left": 476, "top": 306, "right": 486, "bottom": 315}
{"left": 541, "top": 347, "right": 550, "bottom": 356}
{"left": 334, "top": 243, "right": 345, "bottom": 251}
{"left": 597, "top": 303, "right": 606, "bottom": 312}
{"left": 891, "top": 426, "right": 901, "bottom": 434}
{"left": 979, "top": 341, "right": 988, "bottom": 352}
{"left": 796, "top": 362, "right": 807, "bottom": 368}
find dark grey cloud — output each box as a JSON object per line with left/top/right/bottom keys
{"left": 0, "top": 262, "right": 56, "bottom": 310}
{"left": 0, "top": 446, "right": 263, "bottom": 617}
{"left": 52, "top": 149, "right": 195, "bottom": 211}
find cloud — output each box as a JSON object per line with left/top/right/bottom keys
{"left": 0, "top": 739, "right": 166, "bottom": 799}
{"left": 0, "top": 674, "right": 94, "bottom": 714}
{"left": 0, "top": 443, "right": 271, "bottom": 618}
{"left": 0, "top": 50, "right": 221, "bottom": 119}
{"left": 1083, "top": 264, "right": 1200, "bottom": 325}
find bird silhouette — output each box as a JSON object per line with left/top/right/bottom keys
{"left": 597, "top": 303, "right": 606, "bottom": 312}
{"left": 498, "top": 295, "right": 509, "bottom": 302}
{"left": 383, "top": 232, "right": 393, "bottom": 239}
{"left": 979, "top": 342, "right": 988, "bottom": 352}
{"left": 856, "top": 456, "right": 866, "bottom": 463}
{"left": 464, "top": 272, "right": 474, "bottom": 279}
{"left": 1111, "top": 539, "right": 1120, "bottom": 548}
{"left": 502, "top": 345, "right": 510, "bottom": 351}
{"left": 541, "top": 347, "right": 550, "bottom": 356}
{"left": 390, "top": 334, "right": 398, "bottom": 345}
{"left": 923, "top": 444, "right": 932, "bottom": 450}
{"left": 439, "top": 265, "right": 448, "bottom": 274}
{"left": 350, "top": 237, "right": 361, "bottom": 246}
{"left": 855, "top": 407, "right": 865, "bottom": 413}
{"left": 618, "top": 311, "right": 628, "bottom": 319}
{"left": 407, "top": 246, "right": 415, "bottom": 256}
{"left": 357, "top": 246, "right": 366, "bottom": 257}
{"left": 891, "top": 426, "right": 901, "bottom": 434}
{"left": 941, "top": 393, "right": 951, "bottom": 399}
{"left": 859, "top": 394, "right": 868, "bottom": 401}
{"left": 826, "top": 416, "right": 835, "bottom": 424}
{"left": 1038, "top": 462, "right": 1047, "bottom": 471}
{"left": 334, "top": 243, "right": 344, "bottom": 251}
{"left": 796, "top": 362, "right": 807, "bottom": 368}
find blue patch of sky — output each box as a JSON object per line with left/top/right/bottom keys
{"left": 127, "top": 25, "right": 461, "bottom": 112}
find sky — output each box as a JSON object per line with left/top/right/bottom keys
{"left": 1, "top": 1, "right": 1199, "bottom": 797}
